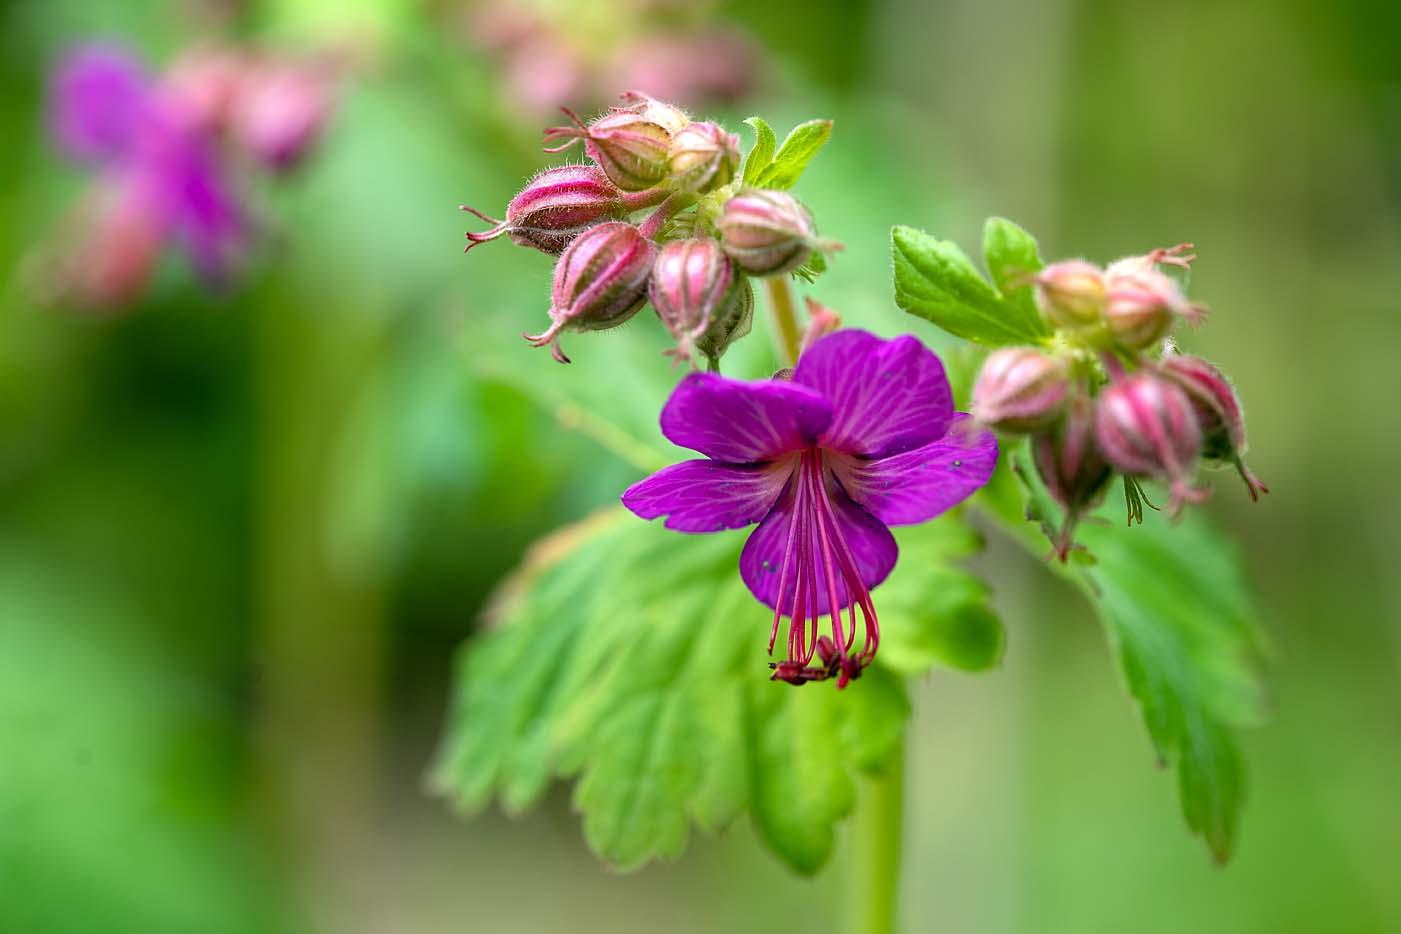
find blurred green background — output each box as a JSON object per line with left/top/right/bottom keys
{"left": 2, "top": 0, "right": 1399, "bottom": 931}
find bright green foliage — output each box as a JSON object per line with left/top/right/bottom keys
{"left": 431, "top": 508, "right": 994, "bottom": 874}
{"left": 981, "top": 217, "right": 1046, "bottom": 331}
{"left": 988, "top": 445, "right": 1267, "bottom": 863}
{"left": 892, "top": 225, "right": 1051, "bottom": 346}
{"left": 741, "top": 117, "right": 833, "bottom": 190}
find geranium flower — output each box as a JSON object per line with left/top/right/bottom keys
{"left": 622, "top": 329, "right": 998, "bottom": 687}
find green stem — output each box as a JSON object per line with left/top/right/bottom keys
{"left": 847, "top": 729, "right": 906, "bottom": 934}
{"left": 764, "top": 275, "right": 802, "bottom": 367}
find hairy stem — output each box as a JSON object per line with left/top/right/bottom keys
{"left": 764, "top": 275, "right": 802, "bottom": 367}
{"left": 847, "top": 729, "right": 906, "bottom": 934}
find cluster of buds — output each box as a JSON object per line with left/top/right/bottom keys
{"left": 37, "top": 41, "right": 343, "bottom": 310}
{"left": 461, "top": 92, "right": 839, "bottom": 366}
{"left": 971, "top": 244, "right": 1267, "bottom": 559}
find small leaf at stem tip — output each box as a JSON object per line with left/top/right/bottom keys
{"left": 755, "top": 119, "right": 834, "bottom": 191}
{"left": 892, "top": 225, "right": 1049, "bottom": 346}
{"left": 982, "top": 217, "right": 1051, "bottom": 338}
{"left": 742, "top": 116, "right": 777, "bottom": 186}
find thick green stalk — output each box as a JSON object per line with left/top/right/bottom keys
{"left": 764, "top": 275, "right": 803, "bottom": 366}
{"left": 847, "top": 730, "right": 906, "bottom": 934}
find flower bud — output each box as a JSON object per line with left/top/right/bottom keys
{"left": 695, "top": 277, "right": 754, "bottom": 364}
{"left": 970, "top": 347, "right": 1070, "bottom": 433}
{"left": 1033, "top": 260, "right": 1106, "bottom": 331}
{"left": 1102, "top": 265, "right": 1205, "bottom": 350}
{"left": 525, "top": 221, "right": 656, "bottom": 363}
{"left": 1094, "top": 371, "right": 1209, "bottom": 515}
{"left": 462, "top": 165, "right": 665, "bottom": 255}
{"left": 1033, "top": 393, "right": 1112, "bottom": 561}
{"left": 649, "top": 237, "right": 735, "bottom": 362}
{"left": 614, "top": 90, "right": 691, "bottom": 135}
{"left": 1160, "top": 354, "right": 1269, "bottom": 501}
{"left": 667, "top": 121, "right": 739, "bottom": 194}
{"left": 542, "top": 104, "right": 675, "bottom": 192}
{"left": 717, "top": 189, "right": 835, "bottom": 277}
{"left": 229, "top": 57, "right": 335, "bottom": 172}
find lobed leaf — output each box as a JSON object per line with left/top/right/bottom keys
{"left": 755, "top": 119, "right": 834, "bottom": 191}
{"left": 742, "top": 116, "right": 778, "bottom": 187}
{"left": 432, "top": 507, "right": 993, "bottom": 874}
{"left": 891, "top": 225, "right": 1048, "bottom": 346}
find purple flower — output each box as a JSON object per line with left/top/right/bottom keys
{"left": 47, "top": 43, "right": 245, "bottom": 290}
{"left": 622, "top": 330, "right": 998, "bottom": 687}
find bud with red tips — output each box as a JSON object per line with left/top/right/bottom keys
{"left": 1094, "top": 370, "right": 1209, "bottom": 515}
{"left": 1033, "top": 393, "right": 1112, "bottom": 561}
{"left": 1033, "top": 260, "right": 1107, "bottom": 331}
{"left": 649, "top": 237, "right": 746, "bottom": 364}
{"left": 971, "top": 347, "right": 1070, "bottom": 433}
{"left": 462, "top": 164, "right": 666, "bottom": 255}
{"left": 717, "top": 189, "right": 838, "bottom": 277}
{"left": 525, "top": 221, "right": 656, "bottom": 363}
{"left": 542, "top": 104, "right": 675, "bottom": 192}
{"left": 1102, "top": 264, "right": 1205, "bottom": 350}
{"left": 1161, "top": 354, "right": 1269, "bottom": 501}
{"left": 667, "top": 121, "right": 739, "bottom": 194}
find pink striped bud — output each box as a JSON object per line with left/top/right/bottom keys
{"left": 1033, "top": 260, "right": 1106, "bottom": 331}
{"left": 694, "top": 277, "right": 754, "bottom": 363}
{"left": 1034, "top": 393, "right": 1112, "bottom": 561}
{"left": 1102, "top": 265, "right": 1205, "bottom": 349}
{"left": 970, "top": 347, "right": 1070, "bottom": 433}
{"left": 667, "top": 121, "right": 739, "bottom": 194}
{"left": 1161, "top": 354, "right": 1268, "bottom": 501}
{"left": 1094, "top": 371, "right": 1208, "bottom": 515}
{"left": 525, "top": 221, "right": 656, "bottom": 363}
{"left": 649, "top": 238, "right": 744, "bottom": 364}
{"left": 717, "top": 189, "right": 837, "bottom": 277}
{"left": 614, "top": 90, "right": 691, "bottom": 135}
{"left": 542, "top": 102, "right": 676, "bottom": 192}
{"left": 462, "top": 165, "right": 664, "bottom": 255}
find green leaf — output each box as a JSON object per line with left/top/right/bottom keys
{"left": 755, "top": 119, "right": 834, "bottom": 190}
{"left": 985, "top": 444, "right": 1267, "bottom": 862}
{"left": 432, "top": 507, "right": 990, "bottom": 874}
{"left": 876, "top": 518, "right": 1004, "bottom": 674}
{"left": 892, "top": 225, "right": 1049, "bottom": 346}
{"left": 742, "top": 116, "right": 778, "bottom": 187}
{"left": 981, "top": 217, "right": 1050, "bottom": 337}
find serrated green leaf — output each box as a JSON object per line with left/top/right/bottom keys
{"left": 984, "top": 443, "right": 1267, "bottom": 862}
{"left": 755, "top": 119, "right": 834, "bottom": 190}
{"left": 892, "top": 225, "right": 1048, "bottom": 346}
{"left": 876, "top": 519, "right": 1004, "bottom": 674}
{"left": 432, "top": 505, "right": 990, "bottom": 874}
{"left": 742, "top": 116, "right": 778, "bottom": 186}
{"left": 981, "top": 217, "right": 1050, "bottom": 338}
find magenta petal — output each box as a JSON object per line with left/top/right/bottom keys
{"left": 621, "top": 459, "right": 792, "bottom": 532}
{"left": 50, "top": 45, "right": 153, "bottom": 164}
{"left": 660, "top": 372, "right": 832, "bottom": 463}
{"left": 793, "top": 329, "right": 954, "bottom": 458}
{"left": 835, "top": 414, "right": 999, "bottom": 526}
{"left": 739, "top": 485, "right": 897, "bottom": 614}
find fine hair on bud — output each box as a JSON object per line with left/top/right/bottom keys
{"left": 542, "top": 103, "right": 676, "bottom": 192}
{"left": 717, "top": 189, "right": 838, "bottom": 277}
{"left": 667, "top": 121, "right": 740, "bottom": 194}
{"left": 1094, "top": 369, "right": 1210, "bottom": 515}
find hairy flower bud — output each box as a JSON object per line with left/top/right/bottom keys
{"left": 970, "top": 347, "right": 1070, "bottom": 433}
{"left": 717, "top": 189, "right": 835, "bottom": 277}
{"left": 1094, "top": 370, "right": 1209, "bottom": 514}
{"left": 614, "top": 90, "right": 691, "bottom": 135}
{"left": 1161, "top": 354, "right": 1269, "bottom": 500}
{"left": 695, "top": 277, "right": 754, "bottom": 363}
{"left": 1033, "top": 393, "right": 1112, "bottom": 560}
{"left": 667, "top": 121, "right": 739, "bottom": 194}
{"left": 649, "top": 237, "right": 738, "bottom": 362}
{"left": 1033, "top": 260, "right": 1107, "bottom": 331}
{"left": 1102, "top": 265, "right": 1205, "bottom": 349}
{"left": 462, "top": 165, "right": 665, "bottom": 255}
{"left": 525, "top": 221, "right": 656, "bottom": 363}
{"left": 542, "top": 103, "right": 676, "bottom": 192}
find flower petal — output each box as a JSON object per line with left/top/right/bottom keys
{"left": 660, "top": 371, "right": 832, "bottom": 463}
{"left": 50, "top": 45, "right": 153, "bottom": 164}
{"left": 739, "top": 483, "right": 897, "bottom": 614}
{"left": 621, "top": 458, "right": 792, "bottom": 533}
{"left": 834, "top": 415, "right": 998, "bottom": 526}
{"left": 793, "top": 329, "right": 954, "bottom": 458}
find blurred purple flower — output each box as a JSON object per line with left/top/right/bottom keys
{"left": 48, "top": 43, "right": 245, "bottom": 289}
{"left": 623, "top": 330, "right": 998, "bottom": 687}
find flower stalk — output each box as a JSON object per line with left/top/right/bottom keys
{"left": 846, "top": 730, "right": 906, "bottom": 934}
{"left": 765, "top": 274, "right": 803, "bottom": 367}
